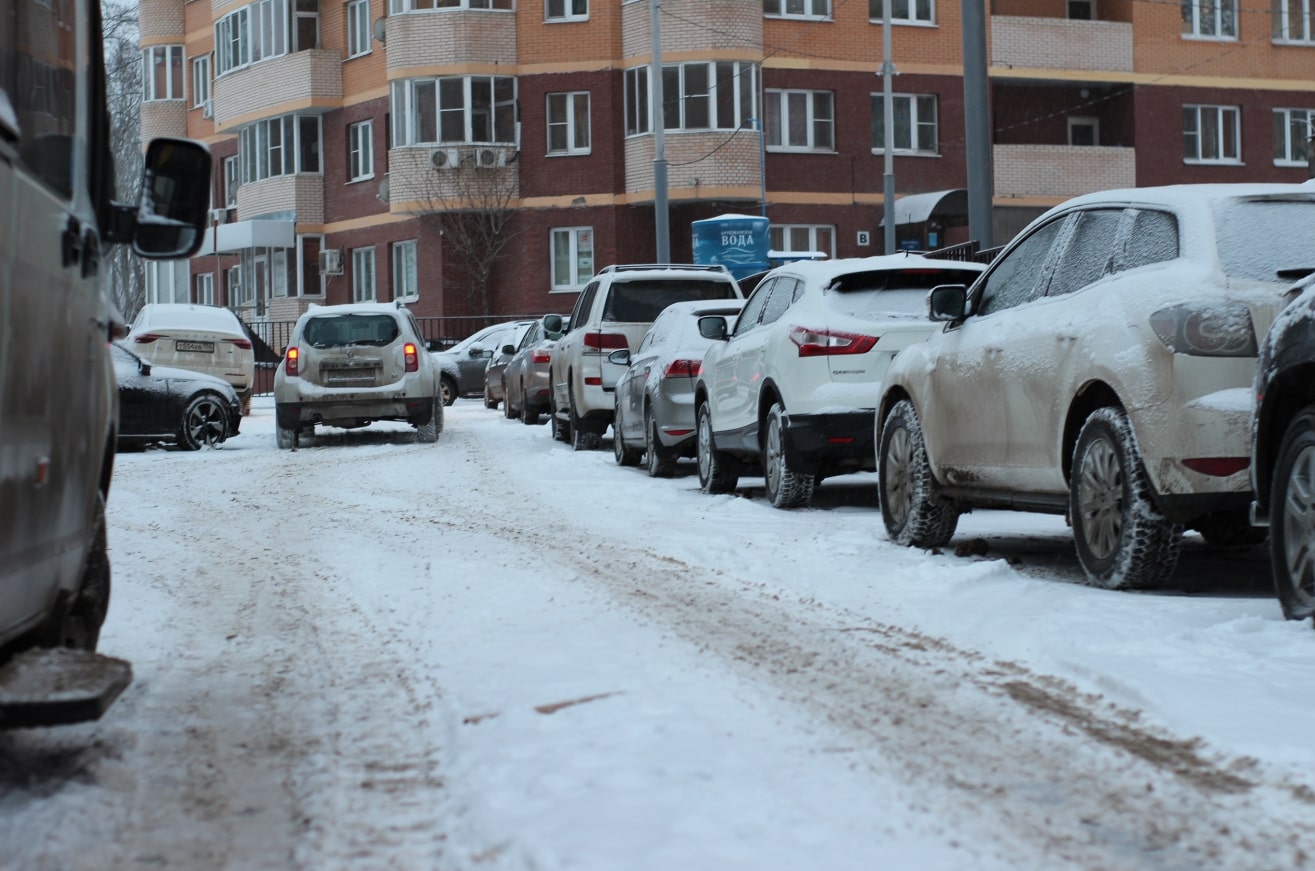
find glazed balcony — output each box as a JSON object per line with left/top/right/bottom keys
{"left": 384, "top": 10, "right": 516, "bottom": 70}
{"left": 990, "top": 17, "right": 1133, "bottom": 74}
{"left": 993, "top": 144, "right": 1136, "bottom": 199}
{"left": 212, "top": 50, "right": 342, "bottom": 132}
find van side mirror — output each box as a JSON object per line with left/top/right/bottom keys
{"left": 123, "top": 138, "right": 213, "bottom": 259}
{"left": 698, "top": 315, "right": 729, "bottom": 340}
{"left": 928, "top": 285, "right": 968, "bottom": 321}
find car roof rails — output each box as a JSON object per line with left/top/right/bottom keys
{"left": 596, "top": 264, "right": 732, "bottom": 275}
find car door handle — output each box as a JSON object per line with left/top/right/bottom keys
{"left": 81, "top": 227, "right": 100, "bottom": 279}
{"left": 61, "top": 216, "right": 82, "bottom": 268}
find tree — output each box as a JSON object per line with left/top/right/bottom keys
{"left": 101, "top": 0, "right": 146, "bottom": 320}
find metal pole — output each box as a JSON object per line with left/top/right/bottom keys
{"left": 880, "top": 0, "right": 897, "bottom": 254}
{"left": 757, "top": 116, "right": 767, "bottom": 218}
{"left": 961, "top": 0, "right": 993, "bottom": 249}
{"left": 650, "top": 0, "right": 670, "bottom": 263}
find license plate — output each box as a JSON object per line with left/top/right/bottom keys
{"left": 176, "top": 340, "right": 215, "bottom": 353}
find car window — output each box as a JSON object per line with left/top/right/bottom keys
{"left": 825, "top": 267, "right": 986, "bottom": 317}
{"left": 976, "top": 218, "right": 1066, "bottom": 316}
{"left": 519, "top": 323, "right": 543, "bottom": 350}
{"left": 733, "top": 278, "right": 775, "bottom": 337}
{"left": 1047, "top": 208, "right": 1123, "bottom": 297}
{"left": 1213, "top": 197, "right": 1315, "bottom": 282}
{"left": 569, "top": 282, "right": 599, "bottom": 328}
{"left": 602, "top": 279, "right": 739, "bottom": 323}
{"left": 1118, "top": 209, "right": 1178, "bottom": 272}
{"left": 303, "top": 314, "right": 400, "bottom": 347}
{"left": 760, "top": 277, "right": 798, "bottom": 326}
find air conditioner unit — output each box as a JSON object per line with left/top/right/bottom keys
{"left": 319, "top": 249, "right": 344, "bottom": 275}
{"left": 201, "top": 99, "right": 213, "bottom": 119}
{"left": 208, "top": 207, "right": 227, "bottom": 224}
{"left": 474, "top": 147, "right": 507, "bottom": 168}
{"left": 430, "top": 148, "right": 461, "bottom": 170}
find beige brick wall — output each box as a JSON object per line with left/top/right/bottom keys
{"left": 622, "top": 0, "right": 762, "bottom": 59}
{"left": 624, "top": 132, "right": 761, "bottom": 194}
{"left": 212, "top": 50, "right": 343, "bottom": 130}
{"left": 385, "top": 11, "right": 517, "bottom": 72}
{"left": 236, "top": 175, "right": 326, "bottom": 223}
{"left": 140, "top": 100, "right": 190, "bottom": 151}
{"left": 993, "top": 144, "right": 1136, "bottom": 198}
{"left": 991, "top": 18, "right": 1133, "bottom": 72}
{"left": 386, "top": 147, "right": 521, "bottom": 213}
{"left": 139, "top": 0, "right": 186, "bottom": 40}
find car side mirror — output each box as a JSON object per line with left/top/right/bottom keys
{"left": 122, "top": 138, "right": 213, "bottom": 259}
{"left": 608, "top": 349, "right": 631, "bottom": 367}
{"left": 501, "top": 344, "right": 516, "bottom": 355}
{"left": 928, "top": 284, "right": 968, "bottom": 321}
{"left": 138, "top": 359, "right": 152, "bottom": 376}
{"left": 698, "top": 316, "right": 729, "bottom": 340}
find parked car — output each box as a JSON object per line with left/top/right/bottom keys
{"left": 273, "top": 302, "right": 444, "bottom": 448}
{"left": 126, "top": 303, "right": 255, "bottom": 415}
{"left": 550, "top": 264, "right": 743, "bottom": 451}
{"left": 502, "top": 315, "right": 568, "bottom": 425}
{"left": 876, "top": 183, "right": 1315, "bottom": 590}
{"left": 431, "top": 320, "right": 535, "bottom": 406}
{"left": 1250, "top": 273, "right": 1315, "bottom": 621}
{"left": 484, "top": 321, "right": 540, "bottom": 409}
{"left": 111, "top": 343, "right": 241, "bottom": 451}
{"left": 694, "top": 255, "right": 987, "bottom": 508}
{"left": 611, "top": 300, "right": 746, "bottom": 477}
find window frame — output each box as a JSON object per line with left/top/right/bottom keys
{"left": 195, "top": 272, "right": 216, "bottom": 306}
{"left": 1183, "top": 103, "right": 1241, "bottom": 164}
{"left": 545, "top": 0, "right": 588, "bottom": 21}
{"left": 239, "top": 114, "right": 324, "bottom": 183}
{"left": 870, "top": 92, "right": 939, "bottom": 155}
{"left": 352, "top": 247, "right": 377, "bottom": 303}
{"left": 769, "top": 225, "right": 836, "bottom": 259}
{"left": 348, "top": 119, "right": 374, "bottom": 182}
{"left": 393, "top": 240, "right": 419, "bottom": 301}
{"left": 1274, "top": 107, "right": 1315, "bottom": 166}
{"left": 868, "top": 0, "right": 934, "bottom": 25}
{"left": 192, "top": 54, "right": 211, "bottom": 110}
{"left": 546, "top": 91, "right": 591, "bottom": 155}
{"left": 142, "top": 45, "right": 186, "bottom": 102}
{"left": 763, "top": 88, "right": 835, "bottom": 152}
{"left": 551, "top": 227, "right": 595, "bottom": 292}
{"left": 763, "top": 0, "right": 832, "bottom": 20}
{"left": 1273, "top": 0, "right": 1315, "bottom": 42}
{"left": 347, "top": 0, "right": 372, "bottom": 57}
{"left": 388, "top": 0, "right": 513, "bottom": 11}
{"left": 389, "top": 75, "right": 518, "bottom": 146}
{"left": 1181, "top": 0, "right": 1237, "bottom": 39}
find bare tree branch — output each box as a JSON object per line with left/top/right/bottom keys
{"left": 101, "top": 0, "right": 145, "bottom": 319}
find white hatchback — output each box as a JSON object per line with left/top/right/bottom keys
{"left": 127, "top": 304, "right": 255, "bottom": 412}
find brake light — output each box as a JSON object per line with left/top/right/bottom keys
{"left": 1149, "top": 303, "right": 1257, "bottom": 357}
{"left": 285, "top": 346, "right": 299, "bottom": 377}
{"left": 133, "top": 333, "right": 164, "bottom": 344}
{"left": 530, "top": 349, "right": 552, "bottom": 364}
{"left": 663, "top": 359, "right": 700, "bottom": 378}
{"left": 227, "top": 338, "right": 253, "bottom": 350}
{"left": 1183, "top": 457, "right": 1250, "bottom": 477}
{"left": 789, "top": 326, "right": 878, "bottom": 357}
{"left": 583, "top": 332, "right": 628, "bottom": 352}
{"left": 404, "top": 342, "right": 419, "bottom": 372}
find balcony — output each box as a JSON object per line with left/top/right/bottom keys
{"left": 993, "top": 144, "right": 1136, "bottom": 199}
{"left": 621, "top": 0, "right": 761, "bottom": 57}
{"left": 139, "top": 101, "right": 188, "bottom": 148}
{"left": 384, "top": 10, "right": 516, "bottom": 71}
{"left": 991, "top": 17, "right": 1133, "bottom": 74}
{"left": 624, "top": 134, "right": 761, "bottom": 201}
{"left": 385, "top": 147, "right": 521, "bottom": 214}
{"left": 234, "top": 175, "right": 326, "bottom": 225}
{"left": 212, "top": 50, "right": 342, "bottom": 131}
{"left": 137, "top": 0, "right": 184, "bottom": 40}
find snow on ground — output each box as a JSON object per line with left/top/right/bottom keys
{"left": 1, "top": 398, "right": 1313, "bottom": 870}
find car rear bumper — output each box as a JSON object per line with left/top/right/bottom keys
{"left": 278, "top": 397, "right": 432, "bottom": 427}
{"left": 783, "top": 410, "right": 876, "bottom": 474}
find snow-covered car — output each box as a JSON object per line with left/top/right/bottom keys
{"left": 430, "top": 320, "right": 535, "bottom": 406}
{"left": 272, "top": 302, "right": 443, "bottom": 448}
{"left": 1249, "top": 272, "right": 1315, "bottom": 621}
{"left": 112, "top": 343, "right": 241, "bottom": 451}
{"left": 611, "top": 299, "right": 746, "bottom": 477}
{"left": 127, "top": 303, "right": 255, "bottom": 415}
{"left": 694, "top": 255, "right": 987, "bottom": 508}
{"left": 502, "top": 314, "right": 567, "bottom": 425}
{"left": 876, "top": 183, "right": 1315, "bottom": 590}
{"left": 550, "top": 264, "right": 743, "bottom": 451}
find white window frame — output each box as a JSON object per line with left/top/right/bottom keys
{"left": 389, "top": 76, "right": 518, "bottom": 146}
{"left": 1183, "top": 104, "right": 1241, "bottom": 164}
{"left": 1274, "top": 108, "right": 1315, "bottom": 166}
{"left": 1068, "top": 116, "right": 1099, "bottom": 146}
{"left": 868, "top": 0, "right": 933, "bottom": 25}
{"left": 191, "top": 54, "right": 211, "bottom": 109}
{"left": 547, "top": 92, "right": 591, "bottom": 155}
{"left": 347, "top": 0, "right": 372, "bottom": 57}
{"left": 142, "top": 45, "right": 185, "bottom": 102}
{"left": 764, "top": 89, "right": 834, "bottom": 152}
{"left": 227, "top": 265, "right": 245, "bottom": 309}
{"left": 388, "top": 0, "right": 513, "bottom": 12}
{"left": 1181, "top": 0, "right": 1237, "bottom": 38}
{"left": 215, "top": 0, "right": 301, "bottom": 77}
{"left": 769, "top": 225, "right": 836, "bottom": 259}
{"left": 195, "top": 272, "right": 216, "bottom": 306}
{"left": 1273, "top": 0, "right": 1315, "bottom": 42}
{"left": 546, "top": 0, "right": 588, "bottom": 21}
{"left": 393, "top": 241, "right": 419, "bottom": 301}
{"left": 352, "top": 247, "right": 377, "bottom": 302}
{"left": 624, "top": 67, "right": 650, "bottom": 136}
{"left": 145, "top": 260, "right": 191, "bottom": 303}
{"left": 224, "top": 155, "right": 241, "bottom": 207}
{"left": 239, "top": 115, "right": 323, "bottom": 183}
{"left": 551, "top": 227, "right": 594, "bottom": 292}
{"left": 659, "top": 62, "right": 756, "bottom": 133}
{"left": 348, "top": 120, "right": 374, "bottom": 182}
{"left": 764, "top": 0, "right": 831, "bottom": 19}
{"left": 870, "top": 93, "right": 939, "bottom": 155}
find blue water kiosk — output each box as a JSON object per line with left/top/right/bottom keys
{"left": 691, "top": 214, "right": 770, "bottom": 280}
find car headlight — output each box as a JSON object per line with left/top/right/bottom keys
{"left": 1148, "top": 302, "right": 1257, "bottom": 357}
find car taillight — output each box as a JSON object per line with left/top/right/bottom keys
{"left": 1183, "top": 457, "right": 1250, "bottom": 477}
{"left": 404, "top": 342, "right": 419, "bottom": 372}
{"left": 133, "top": 333, "right": 164, "bottom": 344}
{"left": 583, "top": 332, "right": 628, "bottom": 352}
{"left": 663, "top": 359, "right": 700, "bottom": 378}
{"left": 530, "top": 349, "right": 552, "bottom": 364}
{"left": 285, "top": 346, "right": 299, "bottom": 377}
{"left": 789, "top": 326, "right": 878, "bottom": 357}
{"left": 227, "top": 338, "right": 253, "bottom": 350}
{"left": 1149, "top": 303, "right": 1257, "bottom": 357}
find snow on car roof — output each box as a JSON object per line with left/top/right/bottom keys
{"left": 770, "top": 253, "right": 987, "bottom": 285}
{"left": 136, "top": 303, "right": 246, "bottom": 335}
{"left": 300, "top": 302, "right": 410, "bottom": 321}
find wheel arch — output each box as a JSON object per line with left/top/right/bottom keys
{"left": 755, "top": 381, "right": 785, "bottom": 443}
{"left": 1255, "top": 363, "right": 1315, "bottom": 508}
{"left": 1062, "top": 380, "right": 1123, "bottom": 485}
{"left": 876, "top": 385, "right": 913, "bottom": 447}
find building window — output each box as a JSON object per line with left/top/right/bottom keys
{"left": 294, "top": 0, "right": 320, "bottom": 50}
{"left": 1273, "top": 108, "right": 1314, "bottom": 166}
{"left": 764, "top": 89, "right": 834, "bottom": 151}
{"left": 393, "top": 241, "right": 418, "bottom": 301}
{"left": 224, "top": 156, "right": 240, "bottom": 207}
{"left": 142, "top": 45, "right": 185, "bottom": 101}
{"left": 299, "top": 235, "right": 325, "bottom": 296}
{"left": 145, "top": 260, "right": 190, "bottom": 303}
{"left": 868, "top": 0, "right": 932, "bottom": 24}
{"left": 1181, "top": 0, "right": 1236, "bottom": 38}
{"left": 390, "top": 76, "right": 517, "bottom": 146}
{"left": 1068, "top": 0, "right": 1093, "bottom": 19}
{"left": 347, "top": 0, "right": 372, "bottom": 57}
{"left": 1068, "top": 116, "right": 1098, "bottom": 146}
{"left": 353, "top": 247, "right": 376, "bottom": 302}
{"left": 348, "top": 120, "right": 374, "bottom": 181}
{"left": 547, "top": 92, "right": 590, "bottom": 154}
{"left": 624, "top": 67, "right": 650, "bottom": 136}
{"left": 660, "top": 62, "right": 756, "bottom": 132}
{"left": 239, "top": 115, "right": 323, "bottom": 183}
{"left": 551, "top": 227, "right": 594, "bottom": 291}
{"left": 1274, "top": 0, "right": 1315, "bottom": 42}
{"left": 770, "top": 225, "right": 835, "bottom": 259}
{"left": 547, "top": 0, "right": 588, "bottom": 20}
{"left": 389, "top": 0, "right": 512, "bottom": 11}
{"left": 192, "top": 54, "right": 211, "bottom": 110}
{"left": 870, "top": 93, "right": 938, "bottom": 154}
{"left": 215, "top": 0, "right": 318, "bottom": 76}
{"left": 195, "top": 273, "right": 215, "bottom": 306}
{"left": 764, "top": 0, "right": 830, "bottom": 18}
{"left": 226, "top": 265, "right": 245, "bottom": 309}
{"left": 1183, "top": 104, "right": 1240, "bottom": 163}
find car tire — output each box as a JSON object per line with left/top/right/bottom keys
{"left": 504, "top": 383, "right": 518, "bottom": 419}
{"left": 40, "top": 493, "right": 110, "bottom": 652}
{"left": 878, "top": 399, "right": 959, "bottom": 548}
{"left": 1270, "top": 405, "right": 1315, "bottom": 620}
{"left": 645, "top": 407, "right": 675, "bottom": 478}
{"left": 570, "top": 378, "right": 601, "bottom": 451}
{"left": 520, "top": 382, "right": 541, "bottom": 426}
{"left": 239, "top": 389, "right": 253, "bottom": 417}
{"left": 550, "top": 387, "right": 570, "bottom": 443}
{"left": 440, "top": 375, "right": 459, "bottom": 407}
{"left": 697, "top": 400, "right": 738, "bottom": 494}
{"left": 483, "top": 383, "right": 498, "bottom": 410}
{"left": 275, "top": 403, "right": 299, "bottom": 449}
{"left": 763, "top": 402, "right": 815, "bottom": 509}
{"left": 1070, "top": 406, "right": 1182, "bottom": 590}
{"left": 179, "top": 393, "right": 230, "bottom": 451}
{"left": 613, "top": 397, "right": 642, "bottom": 466}
{"left": 416, "top": 398, "right": 441, "bottom": 443}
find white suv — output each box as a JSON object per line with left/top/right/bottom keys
{"left": 693, "top": 255, "right": 986, "bottom": 508}
{"left": 273, "top": 302, "right": 443, "bottom": 448}
{"left": 550, "top": 264, "right": 742, "bottom": 450}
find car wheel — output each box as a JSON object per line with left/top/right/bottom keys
{"left": 697, "top": 400, "right": 738, "bottom": 494}
{"left": 440, "top": 375, "right": 458, "bottom": 407}
{"left": 503, "top": 378, "right": 517, "bottom": 419}
{"left": 1193, "top": 511, "right": 1267, "bottom": 547}
{"left": 1270, "top": 405, "right": 1315, "bottom": 620}
{"left": 763, "top": 402, "right": 815, "bottom": 509}
{"left": 239, "top": 389, "right": 253, "bottom": 417}
{"left": 483, "top": 383, "right": 498, "bottom": 410}
{"left": 179, "top": 393, "right": 230, "bottom": 451}
{"left": 40, "top": 493, "right": 110, "bottom": 652}
{"left": 275, "top": 403, "right": 299, "bottom": 449}
{"left": 645, "top": 407, "right": 675, "bottom": 478}
{"left": 520, "top": 382, "right": 541, "bottom": 425}
{"left": 613, "top": 397, "right": 642, "bottom": 466}
{"left": 550, "top": 387, "right": 570, "bottom": 442}
{"left": 1070, "top": 406, "right": 1182, "bottom": 590}
{"left": 416, "top": 398, "right": 441, "bottom": 444}
{"left": 570, "top": 378, "right": 601, "bottom": 451}
{"left": 878, "top": 399, "right": 959, "bottom": 548}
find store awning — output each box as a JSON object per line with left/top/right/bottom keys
{"left": 194, "top": 219, "right": 296, "bottom": 255}
{"left": 879, "top": 189, "right": 968, "bottom": 227}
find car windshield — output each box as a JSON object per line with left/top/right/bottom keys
{"left": 303, "top": 314, "right": 400, "bottom": 348}
{"left": 1212, "top": 198, "right": 1315, "bottom": 283}
{"left": 824, "top": 267, "right": 984, "bottom": 317}
{"left": 603, "top": 280, "right": 738, "bottom": 322}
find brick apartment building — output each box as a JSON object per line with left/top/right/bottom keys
{"left": 137, "top": 0, "right": 1315, "bottom": 326}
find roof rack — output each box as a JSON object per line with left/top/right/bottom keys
{"left": 597, "top": 264, "right": 731, "bottom": 275}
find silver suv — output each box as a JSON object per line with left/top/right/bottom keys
{"left": 549, "top": 264, "right": 743, "bottom": 450}
{"left": 273, "top": 302, "right": 444, "bottom": 448}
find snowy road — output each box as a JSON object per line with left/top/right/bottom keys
{"left": 2, "top": 400, "right": 1312, "bottom": 870}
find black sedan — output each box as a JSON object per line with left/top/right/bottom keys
{"left": 111, "top": 342, "right": 241, "bottom": 451}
